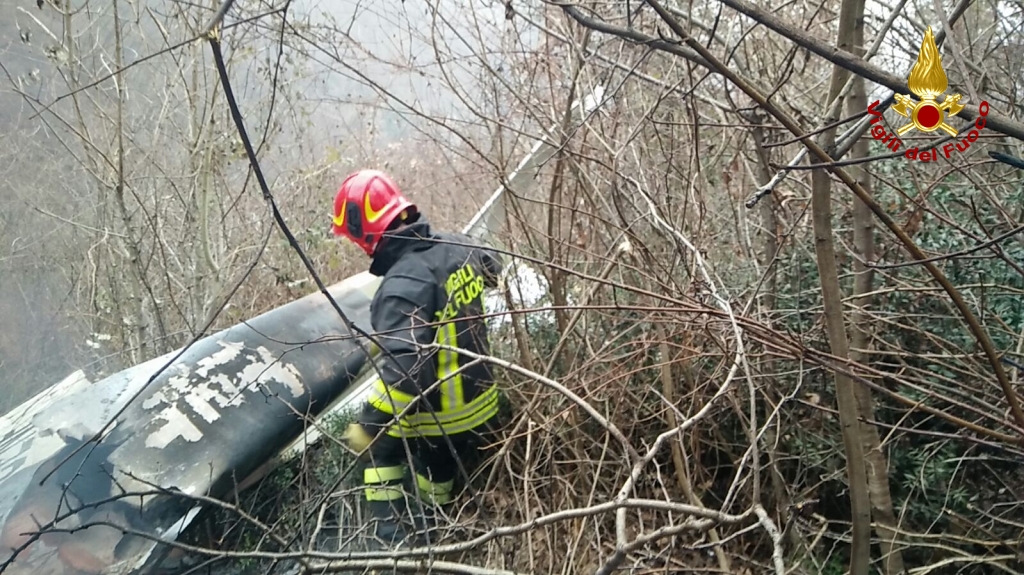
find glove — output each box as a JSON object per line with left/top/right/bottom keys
{"left": 342, "top": 422, "right": 374, "bottom": 452}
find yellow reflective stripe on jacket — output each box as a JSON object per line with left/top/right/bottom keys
{"left": 399, "top": 384, "right": 498, "bottom": 428}
{"left": 437, "top": 322, "right": 464, "bottom": 411}
{"left": 367, "top": 378, "right": 417, "bottom": 415}
{"left": 367, "top": 319, "right": 468, "bottom": 416}
{"left": 386, "top": 384, "right": 499, "bottom": 438}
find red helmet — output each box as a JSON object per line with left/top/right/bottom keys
{"left": 331, "top": 169, "right": 416, "bottom": 256}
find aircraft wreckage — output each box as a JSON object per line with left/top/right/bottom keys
{"left": 0, "top": 87, "right": 606, "bottom": 575}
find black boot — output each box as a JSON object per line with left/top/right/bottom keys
{"left": 365, "top": 499, "right": 414, "bottom": 549}
{"left": 410, "top": 503, "right": 444, "bottom": 546}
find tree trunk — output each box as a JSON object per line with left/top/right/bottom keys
{"left": 750, "top": 122, "right": 780, "bottom": 313}
{"left": 810, "top": 0, "right": 872, "bottom": 572}
{"left": 544, "top": 29, "right": 591, "bottom": 356}
{"left": 846, "top": 4, "right": 906, "bottom": 573}
{"left": 749, "top": 122, "right": 795, "bottom": 549}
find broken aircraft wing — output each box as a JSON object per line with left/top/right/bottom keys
{"left": 0, "top": 271, "right": 380, "bottom": 574}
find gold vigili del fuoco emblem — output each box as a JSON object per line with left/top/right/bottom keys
{"left": 893, "top": 26, "right": 965, "bottom": 137}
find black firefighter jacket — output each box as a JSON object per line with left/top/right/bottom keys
{"left": 358, "top": 219, "right": 503, "bottom": 437}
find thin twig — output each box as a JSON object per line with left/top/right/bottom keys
{"left": 870, "top": 224, "right": 1024, "bottom": 270}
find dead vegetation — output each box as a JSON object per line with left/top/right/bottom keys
{"left": 3, "top": 0, "right": 1024, "bottom": 573}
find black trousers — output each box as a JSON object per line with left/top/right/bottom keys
{"left": 360, "top": 423, "right": 496, "bottom": 511}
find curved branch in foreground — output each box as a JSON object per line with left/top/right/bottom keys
{"left": 27, "top": 497, "right": 750, "bottom": 564}
{"left": 558, "top": 0, "right": 1024, "bottom": 443}
{"left": 308, "top": 559, "right": 519, "bottom": 575}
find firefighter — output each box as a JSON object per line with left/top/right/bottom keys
{"left": 330, "top": 169, "right": 503, "bottom": 547}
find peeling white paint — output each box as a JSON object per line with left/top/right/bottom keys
{"left": 195, "top": 340, "right": 244, "bottom": 378}
{"left": 247, "top": 346, "right": 305, "bottom": 398}
{"left": 143, "top": 341, "right": 305, "bottom": 449}
{"left": 208, "top": 373, "right": 244, "bottom": 407}
{"left": 185, "top": 392, "right": 221, "bottom": 423}
{"left": 145, "top": 406, "right": 203, "bottom": 449}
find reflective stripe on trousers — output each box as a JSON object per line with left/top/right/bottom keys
{"left": 363, "top": 465, "right": 405, "bottom": 502}
{"left": 363, "top": 468, "right": 455, "bottom": 505}
{"left": 415, "top": 473, "right": 454, "bottom": 505}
